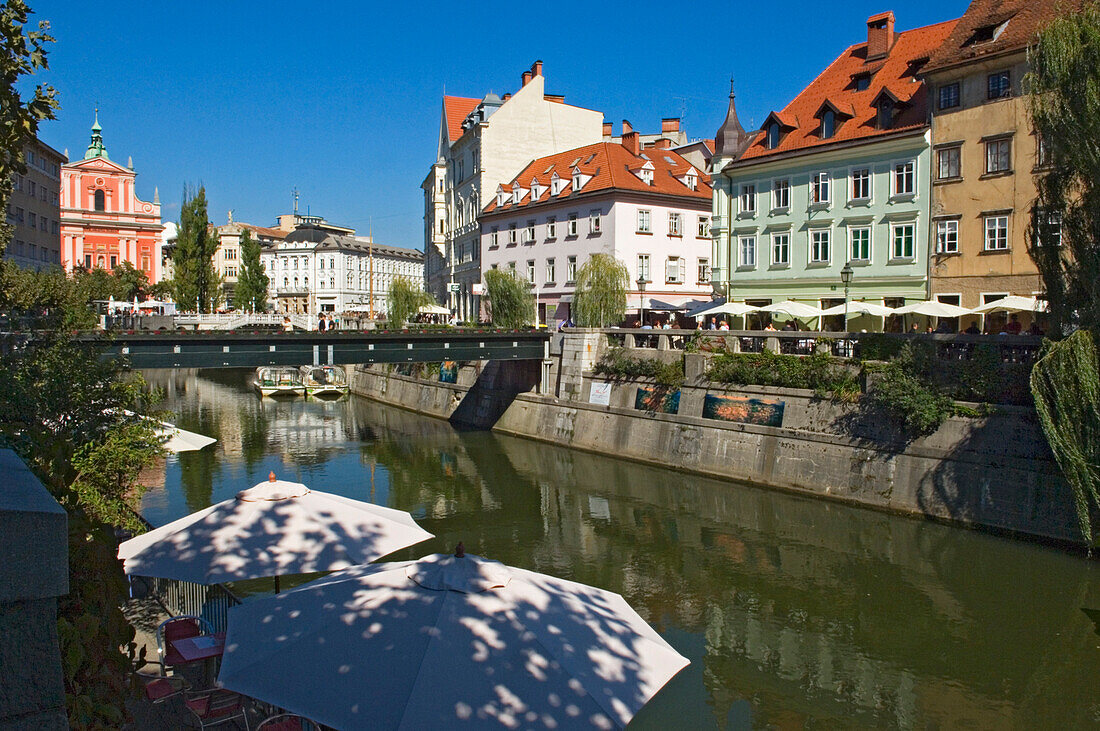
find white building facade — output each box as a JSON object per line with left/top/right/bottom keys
{"left": 480, "top": 136, "right": 713, "bottom": 325}
{"left": 260, "top": 225, "right": 423, "bottom": 317}
{"left": 422, "top": 61, "right": 605, "bottom": 322}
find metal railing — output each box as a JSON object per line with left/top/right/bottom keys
{"left": 140, "top": 576, "right": 243, "bottom": 634}
{"left": 599, "top": 328, "right": 1043, "bottom": 364}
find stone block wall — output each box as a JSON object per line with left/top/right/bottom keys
{"left": 0, "top": 449, "right": 68, "bottom": 729}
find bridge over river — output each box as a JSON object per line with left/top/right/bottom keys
{"left": 77, "top": 329, "right": 550, "bottom": 369}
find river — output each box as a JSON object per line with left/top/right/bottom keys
{"left": 141, "top": 368, "right": 1100, "bottom": 728}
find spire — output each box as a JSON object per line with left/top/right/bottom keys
{"left": 715, "top": 78, "right": 751, "bottom": 158}
{"left": 127, "top": 155, "right": 133, "bottom": 169}
{"left": 153, "top": 186, "right": 160, "bottom": 205}
{"left": 84, "top": 108, "right": 109, "bottom": 160}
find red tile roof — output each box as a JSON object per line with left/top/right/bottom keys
{"left": 736, "top": 17, "right": 958, "bottom": 163}
{"left": 244, "top": 224, "right": 286, "bottom": 240}
{"left": 924, "top": 0, "right": 1085, "bottom": 73}
{"left": 482, "top": 142, "right": 710, "bottom": 215}
{"left": 443, "top": 96, "right": 480, "bottom": 144}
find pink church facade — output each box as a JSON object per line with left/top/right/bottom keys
{"left": 60, "top": 114, "right": 164, "bottom": 282}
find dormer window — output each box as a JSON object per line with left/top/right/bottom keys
{"left": 877, "top": 100, "right": 893, "bottom": 129}
{"left": 821, "top": 110, "right": 836, "bottom": 139}
{"left": 530, "top": 179, "right": 542, "bottom": 200}
{"left": 496, "top": 187, "right": 507, "bottom": 206}
{"left": 640, "top": 169, "right": 653, "bottom": 185}
{"left": 573, "top": 172, "right": 583, "bottom": 190}
{"left": 766, "top": 123, "right": 780, "bottom": 150}
{"left": 685, "top": 173, "right": 697, "bottom": 191}
{"left": 550, "top": 173, "right": 562, "bottom": 195}
{"left": 512, "top": 187, "right": 525, "bottom": 205}
{"left": 854, "top": 74, "right": 871, "bottom": 91}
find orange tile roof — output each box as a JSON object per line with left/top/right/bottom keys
{"left": 482, "top": 142, "right": 710, "bottom": 215}
{"left": 925, "top": 0, "right": 1085, "bottom": 73}
{"left": 244, "top": 224, "right": 286, "bottom": 240}
{"left": 443, "top": 96, "right": 480, "bottom": 144}
{"left": 736, "top": 17, "right": 958, "bottom": 163}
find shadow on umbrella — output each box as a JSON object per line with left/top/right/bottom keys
{"left": 216, "top": 547, "right": 689, "bottom": 730}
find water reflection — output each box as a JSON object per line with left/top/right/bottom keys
{"left": 143, "top": 369, "right": 1100, "bottom": 729}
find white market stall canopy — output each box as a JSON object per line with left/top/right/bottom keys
{"left": 418, "top": 305, "right": 451, "bottom": 316}
{"left": 818, "top": 301, "right": 897, "bottom": 317}
{"left": 970, "top": 295, "right": 1047, "bottom": 314}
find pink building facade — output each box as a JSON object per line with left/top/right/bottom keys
{"left": 60, "top": 114, "right": 163, "bottom": 282}
{"left": 480, "top": 135, "right": 713, "bottom": 325}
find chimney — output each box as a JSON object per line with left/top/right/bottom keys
{"left": 502, "top": 93, "right": 511, "bottom": 100}
{"left": 602, "top": 121, "right": 613, "bottom": 137}
{"left": 531, "top": 60, "right": 543, "bottom": 77}
{"left": 521, "top": 70, "right": 533, "bottom": 86}
{"left": 622, "top": 130, "right": 640, "bottom": 156}
{"left": 661, "top": 118, "right": 680, "bottom": 134}
{"left": 654, "top": 138, "right": 672, "bottom": 150}
{"left": 866, "top": 12, "right": 895, "bottom": 60}
{"left": 622, "top": 119, "right": 634, "bottom": 134}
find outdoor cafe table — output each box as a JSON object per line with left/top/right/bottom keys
{"left": 173, "top": 633, "right": 225, "bottom": 687}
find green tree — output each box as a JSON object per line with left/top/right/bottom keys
{"left": 0, "top": 0, "right": 58, "bottom": 282}
{"left": 110, "top": 260, "right": 147, "bottom": 301}
{"left": 572, "top": 253, "right": 628, "bottom": 327}
{"left": 234, "top": 228, "right": 269, "bottom": 312}
{"left": 483, "top": 268, "right": 534, "bottom": 329}
{"left": 172, "top": 186, "right": 219, "bottom": 312}
{"left": 386, "top": 276, "right": 432, "bottom": 328}
{"left": 0, "top": 334, "right": 166, "bottom": 726}
{"left": 1026, "top": 3, "right": 1100, "bottom": 546}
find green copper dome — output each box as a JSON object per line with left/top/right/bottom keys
{"left": 84, "top": 109, "right": 109, "bottom": 160}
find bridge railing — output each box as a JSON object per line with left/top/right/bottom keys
{"left": 594, "top": 328, "right": 1043, "bottom": 364}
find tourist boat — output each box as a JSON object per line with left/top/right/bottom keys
{"left": 298, "top": 365, "right": 349, "bottom": 397}
{"left": 252, "top": 366, "right": 305, "bottom": 397}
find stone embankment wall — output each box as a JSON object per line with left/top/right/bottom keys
{"left": 348, "top": 330, "right": 1080, "bottom": 546}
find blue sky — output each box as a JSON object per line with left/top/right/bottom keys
{"left": 31, "top": 0, "right": 965, "bottom": 249}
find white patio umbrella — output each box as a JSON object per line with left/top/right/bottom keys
{"left": 117, "top": 474, "right": 434, "bottom": 587}
{"left": 893, "top": 301, "right": 972, "bottom": 318}
{"left": 157, "top": 420, "right": 217, "bottom": 453}
{"left": 693, "top": 301, "right": 761, "bottom": 318}
{"left": 970, "top": 295, "right": 1046, "bottom": 314}
{"left": 818, "top": 301, "right": 896, "bottom": 317}
{"left": 217, "top": 550, "right": 690, "bottom": 730}
{"left": 759, "top": 300, "right": 825, "bottom": 319}
{"left": 418, "top": 304, "right": 451, "bottom": 315}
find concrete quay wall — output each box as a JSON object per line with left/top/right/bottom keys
{"left": 348, "top": 358, "right": 1081, "bottom": 546}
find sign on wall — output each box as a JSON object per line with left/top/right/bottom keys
{"left": 589, "top": 381, "right": 612, "bottom": 406}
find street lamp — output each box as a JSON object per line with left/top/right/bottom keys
{"left": 840, "top": 262, "right": 854, "bottom": 333}
{"left": 636, "top": 276, "right": 647, "bottom": 328}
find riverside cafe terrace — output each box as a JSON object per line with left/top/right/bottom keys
{"left": 681, "top": 295, "right": 1047, "bottom": 334}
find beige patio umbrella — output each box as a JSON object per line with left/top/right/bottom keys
{"left": 970, "top": 295, "right": 1046, "bottom": 314}
{"left": 118, "top": 474, "right": 433, "bottom": 590}
{"left": 217, "top": 549, "right": 690, "bottom": 730}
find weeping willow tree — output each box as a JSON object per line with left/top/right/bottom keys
{"left": 483, "top": 268, "right": 533, "bottom": 329}
{"left": 1027, "top": 3, "right": 1100, "bottom": 544}
{"left": 572, "top": 254, "right": 628, "bottom": 328}
{"left": 386, "top": 276, "right": 432, "bottom": 328}
{"left": 1031, "top": 331, "right": 1100, "bottom": 543}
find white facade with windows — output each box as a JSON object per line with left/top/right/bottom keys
{"left": 421, "top": 62, "right": 604, "bottom": 322}
{"left": 260, "top": 225, "right": 423, "bottom": 317}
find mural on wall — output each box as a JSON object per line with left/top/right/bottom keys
{"left": 635, "top": 387, "right": 681, "bottom": 414}
{"left": 439, "top": 361, "right": 459, "bottom": 384}
{"left": 703, "top": 394, "right": 784, "bottom": 427}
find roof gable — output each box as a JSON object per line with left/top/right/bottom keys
{"left": 443, "top": 96, "right": 480, "bottom": 144}
{"left": 64, "top": 156, "right": 132, "bottom": 175}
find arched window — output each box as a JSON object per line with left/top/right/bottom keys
{"left": 284, "top": 277, "right": 288, "bottom": 287}
{"left": 96, "top": 255, "right": 105, "bottom": 268}
{"left": 821, "top": 110, "right": 835, "bottom": 139}
{"left": 94, "top": 189, "right": 106, "bottom": 212}
{"left": 294, "top": 277, "right": 299, "bottom": 288}
{"left": 766, "top": 123, "right": 780, "bottom": 150}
